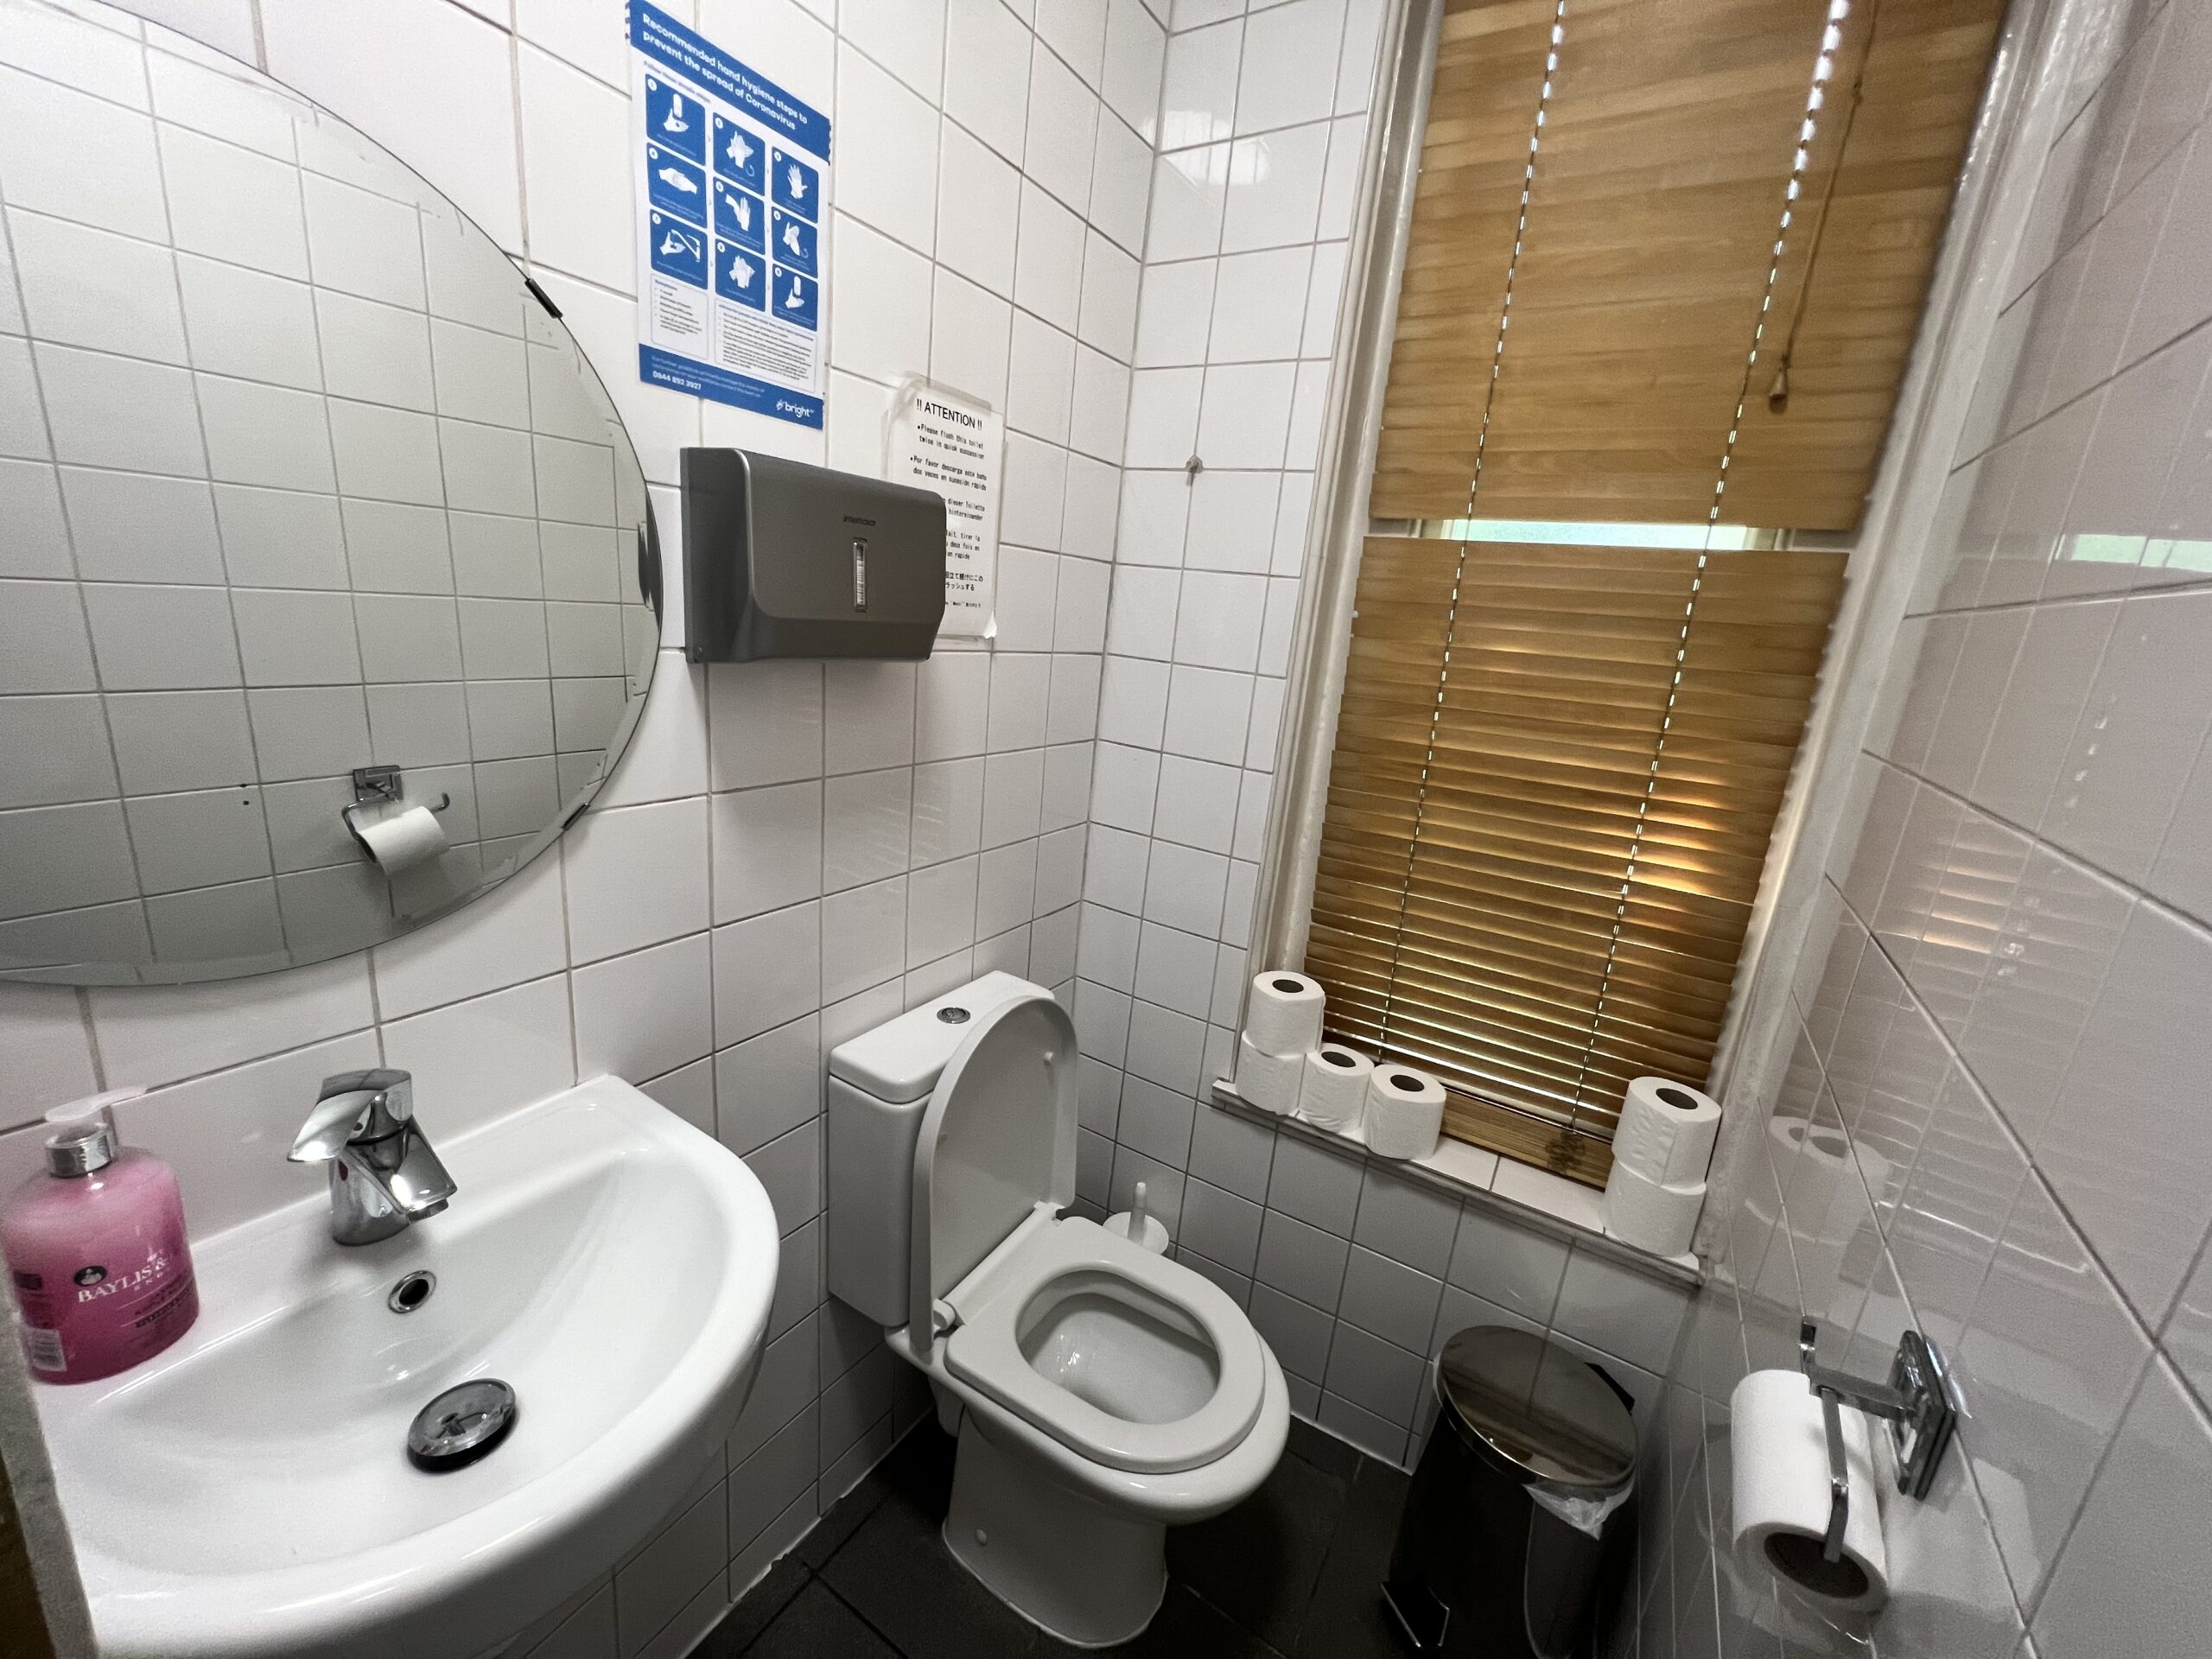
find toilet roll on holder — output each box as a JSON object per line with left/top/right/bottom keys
{"left": 1798, "top": 1319, "right": 1959, "bottom": 1563}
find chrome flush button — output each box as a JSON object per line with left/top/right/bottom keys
{"left": 937, "top": 1006, "right": 969, "bottom": 1023}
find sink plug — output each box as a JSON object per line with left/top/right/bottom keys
{"left": 408, "top": 1378, "right": 518, "bottom": 1471}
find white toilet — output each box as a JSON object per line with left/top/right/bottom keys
{"left": 826, "top": 971, "right": 1288, "bottom": 1647}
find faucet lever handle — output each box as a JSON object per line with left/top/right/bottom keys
{"left": 290, "top": 1090, "right": 378, "bottom": 1164}
{"left": 291, "top": 1070, "right": 415, "bottom": 1163}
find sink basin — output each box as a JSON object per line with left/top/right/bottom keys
{"left": 35, "top": 1076, "right": 780, "bottom": 1659}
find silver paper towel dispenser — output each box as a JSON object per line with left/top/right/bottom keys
{"left": 683, "top": 448, "right": 947, "bottom": 661}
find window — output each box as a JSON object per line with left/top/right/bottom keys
{"left": 1294, "top": 0, "right": 2004, "bottom": 1184}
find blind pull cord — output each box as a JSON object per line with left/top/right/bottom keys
{"left": 1770, "top": 0, "right": 1879, "bottom": 414}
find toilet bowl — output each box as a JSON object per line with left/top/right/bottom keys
{"left": 828, "top": 974, "right": 1288, "bottom": 1647}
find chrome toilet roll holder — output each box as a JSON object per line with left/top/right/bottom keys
{"left": 341, "top": 765, "right": 451, "bottom": 858}
{"left": 348, "top": 766, "right": 450, "bottom": 815}
{"left": 1798, "top": 1319, "right": 1960, "bottom": 1562}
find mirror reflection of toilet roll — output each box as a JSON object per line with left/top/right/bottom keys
{"left": 1771, "top": 1115, "right": 1889, "bottom": 1241}
{"left": 346, "top": 798, "right": 449, "bottom": 876}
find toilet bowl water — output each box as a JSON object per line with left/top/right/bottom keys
{"left": 940, "top": 1214, "right": 1268, "bottom": 1476}
{"left": 1017, "top": 1273, "right": 1221, "bottom": 1427}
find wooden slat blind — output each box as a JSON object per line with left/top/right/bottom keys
{"left": 1370, "top": 0, "right": 2003, "bottom": 529}
{"left": 1301, "top": 0, "right": 1995, "bottom": 1184}
{"left": 1306, "top": 537, "right": 1847, "bottom": 1184}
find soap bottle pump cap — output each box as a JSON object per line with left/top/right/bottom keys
{"left": 42, "top": 1088, "right": 144, "bottom": 1179}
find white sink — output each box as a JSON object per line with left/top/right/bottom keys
{"left": 35, "top": 1076, "right": 780, "bottom": 1659}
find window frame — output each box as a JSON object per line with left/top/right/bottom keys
{"left": 1233, "top": 0, "right": 2049, "bottom": 1249}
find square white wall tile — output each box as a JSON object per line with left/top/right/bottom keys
{"left": 835, "top": 44, "right": 939, "bottom": 257}
{"left": 383, "top": 973, "right": 577, "bottom": 1141}
{"left": 264, "top": 0, "right": 524, "bottom": 251}
{"left": 563, "top": 797, "right": 709, "bottom": 963}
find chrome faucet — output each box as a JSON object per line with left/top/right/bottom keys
{"left": 289, "top": 1070, "right": 456, "bottom": 1245}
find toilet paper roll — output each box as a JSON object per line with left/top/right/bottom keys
{"left": 1244, "top": 971, "right": 1325, "bottom": 1056}
{"left": 1236, "top": 1033, "right": 1305, "bottom": 1116}
{"left": 1611, "top": 1077, "right": 1723, "bottom": 1187}
{"left": 1729, "top": 1370, "right": 1890, "bottom": 1613}
{"left": 1602, "top": 1159, "right": 1705, "bottom": 1257}
{"left": 346, "top": 798, "right": 448, "bottom": 877}
{"left": 1298, "top": 1044, "right": 1373, "bottom": 1135}
{"left": 1364, "top": 1064, "right": 1445, "bottom": 1160}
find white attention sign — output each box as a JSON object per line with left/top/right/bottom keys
{"left": 887, "top": 378, "right": 1003, "bottom": 641}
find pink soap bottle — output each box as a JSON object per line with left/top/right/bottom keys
{"left": 3, "top": 1091, "right": 200, "bottom": 1385}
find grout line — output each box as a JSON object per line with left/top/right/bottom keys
{"left": 1, "top": 185, "right": 156, "bottom": 966}
{"left": 1829, "top": 861, "right": 2177, "bottom": 1338}
{"left": 1902, "top": 569, "right": 2212, "bottom": 625}
{"left": 1870, "top": 747, "right": 2212, "bottom": 944}
{"left": 1955, "top": 219, "right": 2212, "bottom": 468}
{"left": 1801, "top": 874, "right": 2202, "bottom": 1619}
{"left": 2004, "top": 1347, "right": 2165, "bottom": 1629}
{"left": 74, "top": 984, "right": 105, "bottom": 1092}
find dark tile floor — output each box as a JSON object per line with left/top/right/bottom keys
{"left": 692, "top": 1415, "right": 1413, "bottom": 1659}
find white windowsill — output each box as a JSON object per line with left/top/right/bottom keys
{"left": 1208, "top": 1080, "right": 1701, "bottom": 1288}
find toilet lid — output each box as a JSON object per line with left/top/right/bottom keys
{"left": 908, "top": 993, "right": 1078, "bottom": 1344}
{"left": 943, "top": 1216, "right": 1267, "bottom": 1474}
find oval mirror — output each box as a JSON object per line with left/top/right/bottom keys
{"left": 0, "top": 1, "right": 660, "bottom": 985}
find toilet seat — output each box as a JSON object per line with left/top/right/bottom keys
{"left": 943, "top": 1215, "right": 1266, "bottom": 1476}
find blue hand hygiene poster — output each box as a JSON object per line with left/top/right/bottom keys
{"left": 630, "top": 1, "right": 830, "bottom": 429}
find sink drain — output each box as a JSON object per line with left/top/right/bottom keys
{"left": 408, "top": 1378, "right": 518, "bottom": 1471}
{"left": 388, "top": 1270, "right": 436, "bottom": 1313}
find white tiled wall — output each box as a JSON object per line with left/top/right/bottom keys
{"left": 1639, "top": 3, "right": 2212, "bottom": 1656}
{"left": 1065, "top": 0, "right": 1694, "bottom": 1479}
{"left": 0, "top": 0, "right": 1156, "bottom": 1654}
{"left": 5, "top": 0, "right": 1725, "bottom": 1651}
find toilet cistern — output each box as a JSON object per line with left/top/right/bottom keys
{"left": 289, "top": 1070, "right": 455, "bottom": 1245}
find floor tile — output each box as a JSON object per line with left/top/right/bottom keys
{"left": 1294, "top": 1460, "right": 1409, "bottom": 1659}
{"left": 741, "top": 1580, "right": 902, "bottom": 1658}
{"left": 798, "top": 1422, "right": 950, "bottom": 1571}
{"left": 795, "top": 1466, "right": 895, "bottom": 1572}
{"left": 1164, "top": 1441, "right": 1347, "bottom": 1653}
{"left": 719, "top": 1414, "right": 1407, "bottom": 1659}
{"left": 1286, "top": 1413, "right": 1365, "bottom": 1481}
{"left": 818, "top": 1459, "right": 1049, "bottom": 1659}
{"left": 1052, "top": 1583, "right": 1286, "bottom": 1657}
{"left": 693, "top": 1558, "right": 811, "bottom": 1657}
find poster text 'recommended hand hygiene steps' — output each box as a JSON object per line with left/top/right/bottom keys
{"left": 630, "top": 1, "right": 830, "bottom": 429}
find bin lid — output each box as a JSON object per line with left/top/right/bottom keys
{"left": 1434, "top": 1325, "right": 1637, "bottom": 1492}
